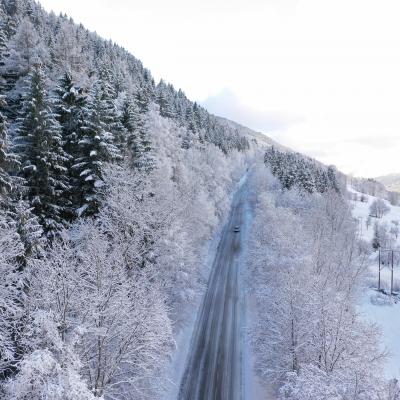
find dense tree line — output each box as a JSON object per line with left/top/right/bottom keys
{"left": 264, "top": 146, "right": 340, "bottom": 194}
{"left": 351, "top": 177, "right": 400, "bottom": 206}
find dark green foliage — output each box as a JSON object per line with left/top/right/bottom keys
{"left": 0, "top": 94, "right": 18, "bottom": 195}
{"left": 155, "top": 82, "right": 250, "bottom": 153}
{"left": 13, "top": 66, "right": 70, "bottom": 237}
{"left": 54, "top": 72, "right": 85, "bottom": 158}
{"left": 10, "top": 198, "right": 43, "bottom": 261}
{"left": 121, "top": 95, "right": 145, "bottom": 167}
{"left": 72, "top": 81, "right": 121, "bottom": 216}
{"left": 264, "top": 147, "right": 340, "bottom": 194}
{"left": 53, "top": 72, "right": 86, "bottom": 218}
{"left": 372, "top": 223, "right": 380, "bottom": 250}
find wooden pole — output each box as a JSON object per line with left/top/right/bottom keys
{"left": 378, "top": 249, "right": 381, "bottom": 291}
{"left": 391, "top": 250, "right": 394, "bottom": 295}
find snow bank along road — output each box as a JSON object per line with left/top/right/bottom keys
{"left": 178, "top": 181, "right": 248, "bottom": 400}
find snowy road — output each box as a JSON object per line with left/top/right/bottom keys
{"left": 178, "top": 181, "right": 248, "bottom": 400}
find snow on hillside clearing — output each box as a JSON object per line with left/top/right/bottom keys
{"left": 349, "top": 185, "right": 400, "bottom": 379}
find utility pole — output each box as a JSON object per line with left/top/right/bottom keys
{"left": 378, "top": 249, "right": 381, "bottom": 291}
{"left": 391, "top": 249, "right": 394, "bottom": 295}
{"left": 378, "top": 249, "right": 398, "bottom": 295}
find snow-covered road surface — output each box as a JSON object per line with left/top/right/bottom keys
{"left": 178, "top": 181, "right": 248, "bottom": 400}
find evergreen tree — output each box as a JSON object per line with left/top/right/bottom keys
{"left": 372, "top": 222, "right": 381, "bottom": 250}
{"left": 264, "top": 147, "right": 341, "bottom": 194}
{"left": 53, "top": 72, "right": 86, "bottom": 217}
{"left": 13, "top": 66, "right": 70, "bottom": 237}
{"left": 0, "top": 18, "right": 8, "bottom": 68}
{"left": 0, "top": 16, "right": 11, "bottom": 94}
{"left": 11, "top": 199, "right": 43, "bottom": 262}
{"left": 135, "top": 114, "right": 154, "bottom": 172}
{"left": 135, "top": 87, "right": 150, "bottom": 114}
{"left": 327, "top": 165, "right": 340, "bottom": 193}
{"left": 181, "top": 130, "right": 193, "bottom": 150}
{"left": 54, "top": 72, "right": 86, "bottom": 159}
{"left": 72, "top": 82, "right": 120, "bottom": 216}
{"left": 2, "top": 0, "right": 19, "bottom": 38}
{"left": 98, "top": 74, "right": 126, "bottom": 150}
{"left": 122, "top": 91, "right": 154, "bottom": 171}
{"left": 121, "top": 95, "right": 144, "bottom": 165}
{"left": 0, "top": 94, "right": 18, "bottom": 196}
{"left": 158, "top": 90, "right": 174, "bottom": 119}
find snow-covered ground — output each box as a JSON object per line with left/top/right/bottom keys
{"left": 349, "top": 186, "right": 400, "bottom": 380}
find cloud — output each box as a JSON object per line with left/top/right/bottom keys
{"left": 201, "top": 88, "right": 299, "bottom": 134}
{"left": 344, "top": 135, "right": 400, "bottom": 150}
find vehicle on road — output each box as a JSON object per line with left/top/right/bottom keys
{"left": 233, "top": 225, "right": 240, "bottom": 232}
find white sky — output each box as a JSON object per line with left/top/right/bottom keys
{"left": 38, "top": 0, "right": 400, "bottom": 177}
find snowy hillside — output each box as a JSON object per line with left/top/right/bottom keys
{"left": 349, "top": 185, "right": 400, "bottom": 380}
{"left": 377, "top": 173, "right": 400, "bottom": 193}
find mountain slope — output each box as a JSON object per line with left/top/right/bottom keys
{"left": 376, "top": 173, "right": 400, "bottom": 193}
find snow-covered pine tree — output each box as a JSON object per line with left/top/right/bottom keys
{"left": 121, "top": 89, "right": 154, "bottom": 171}
{"left": 97, "top": 72, "right": 126, "bottom": 151}
{"left": 53, "top": 72, "right": 86, "bottom": 217}
{"left": 72, "top": 81, "right": 120, "bottom": 216}
{"left": 5, "top": 17, "right": 48, "bottom": 78}
{"left": 327, "top": 165, "right": 340, "bottom": 192}
{"left": 11, "top": 199, "right": 43, "bottom": 262}
{"left": 0, "top": 93, "right": 18, "bottom": 196}
{"left": 185, "top": 105, "right": 197, "bottom": 134}
{"left": 54, "top": 72, "right": 86, "bottom": 157}
{"left": 157, "top": 82, "right": 174, "bottom": 119}
{"left": 0, "top": 16, "right": 8, "bottom": 68}
{"left": 0, "top": 10, "right": 12, "bottom": 95}
{"left": 121, "top": 94, "right": 145, "bottom": 165}
{"left": 135, "top": 88, "right": 149, "bottom": 114}
{"left": 0, "top": 211, "right": 24, "bottom": 380}
{"left": 2, "top": 0, "right": 19, "bottom": 38}
{"left": 13, "top": 66, "right": 70, "bottom": 237}
{"left": 136, "top": 113, "right": 155, "bottom": 172}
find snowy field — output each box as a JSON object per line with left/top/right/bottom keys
{"left": 349, "top": 186, "right": 400, "bottom": 379}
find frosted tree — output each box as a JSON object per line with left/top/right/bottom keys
{"left": 22, "top": 220, "right": 173, "bottom": 399}
{"left": 5, "top": 17, "right": 49, "bottom": 77}
{"left": 72, "top": 81, "right": 120, "bottom": 216}
{"left": 120, "top": 94, "right": 147, "bottom": 166}
{"left": 157, "top": 85, "right": 174, "bottom": 118}
{"left": 135, "top": 88, "right": 150, "bottom": 114}
{"left": 0, "top": 214, "right": 24, "bottom": 380}
{"left": 372, "top": 222, "right": 391, "bottom": 250}
{"left": 13, "top": 66, "right": 70, "bottom": 236}
{"left": 98, "top": 74, "right": 126, "bottom": 150}
{"left": 137, "top": 114, "right": 155, "bottom": 172}
{"left": 369, "top": 198, "right": 390, "bottom": 218}
{"left": 53, "top": 72, "right": 87, "bottom": 215}
{"left": 366, "top": 215, "right": 372, "bottom": 231}
{"left": 390, "top": 224, "right": 399, "bottom": 239}
{"left": 51, "top": 21, "right": 84, "bottom": 72}
{"left": 248, "top": 168, "right": 385, "bottom": 397}
{"left": 76, "top": 225, "right": 172, "bottom": 398}
{"left": 0, "top": 17, "right": 8, "bottom": 70}
{"left": 4, "top": 310, "right": 97, "bottom": 400}
{"left": 54, "top": 72, "right": 86, "bottom": 157}
{"left": 0, "top": 94, "right": 18, "bottom": 196}
{"left": 11, "top": 199, "right": 43, "bottom": 261}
